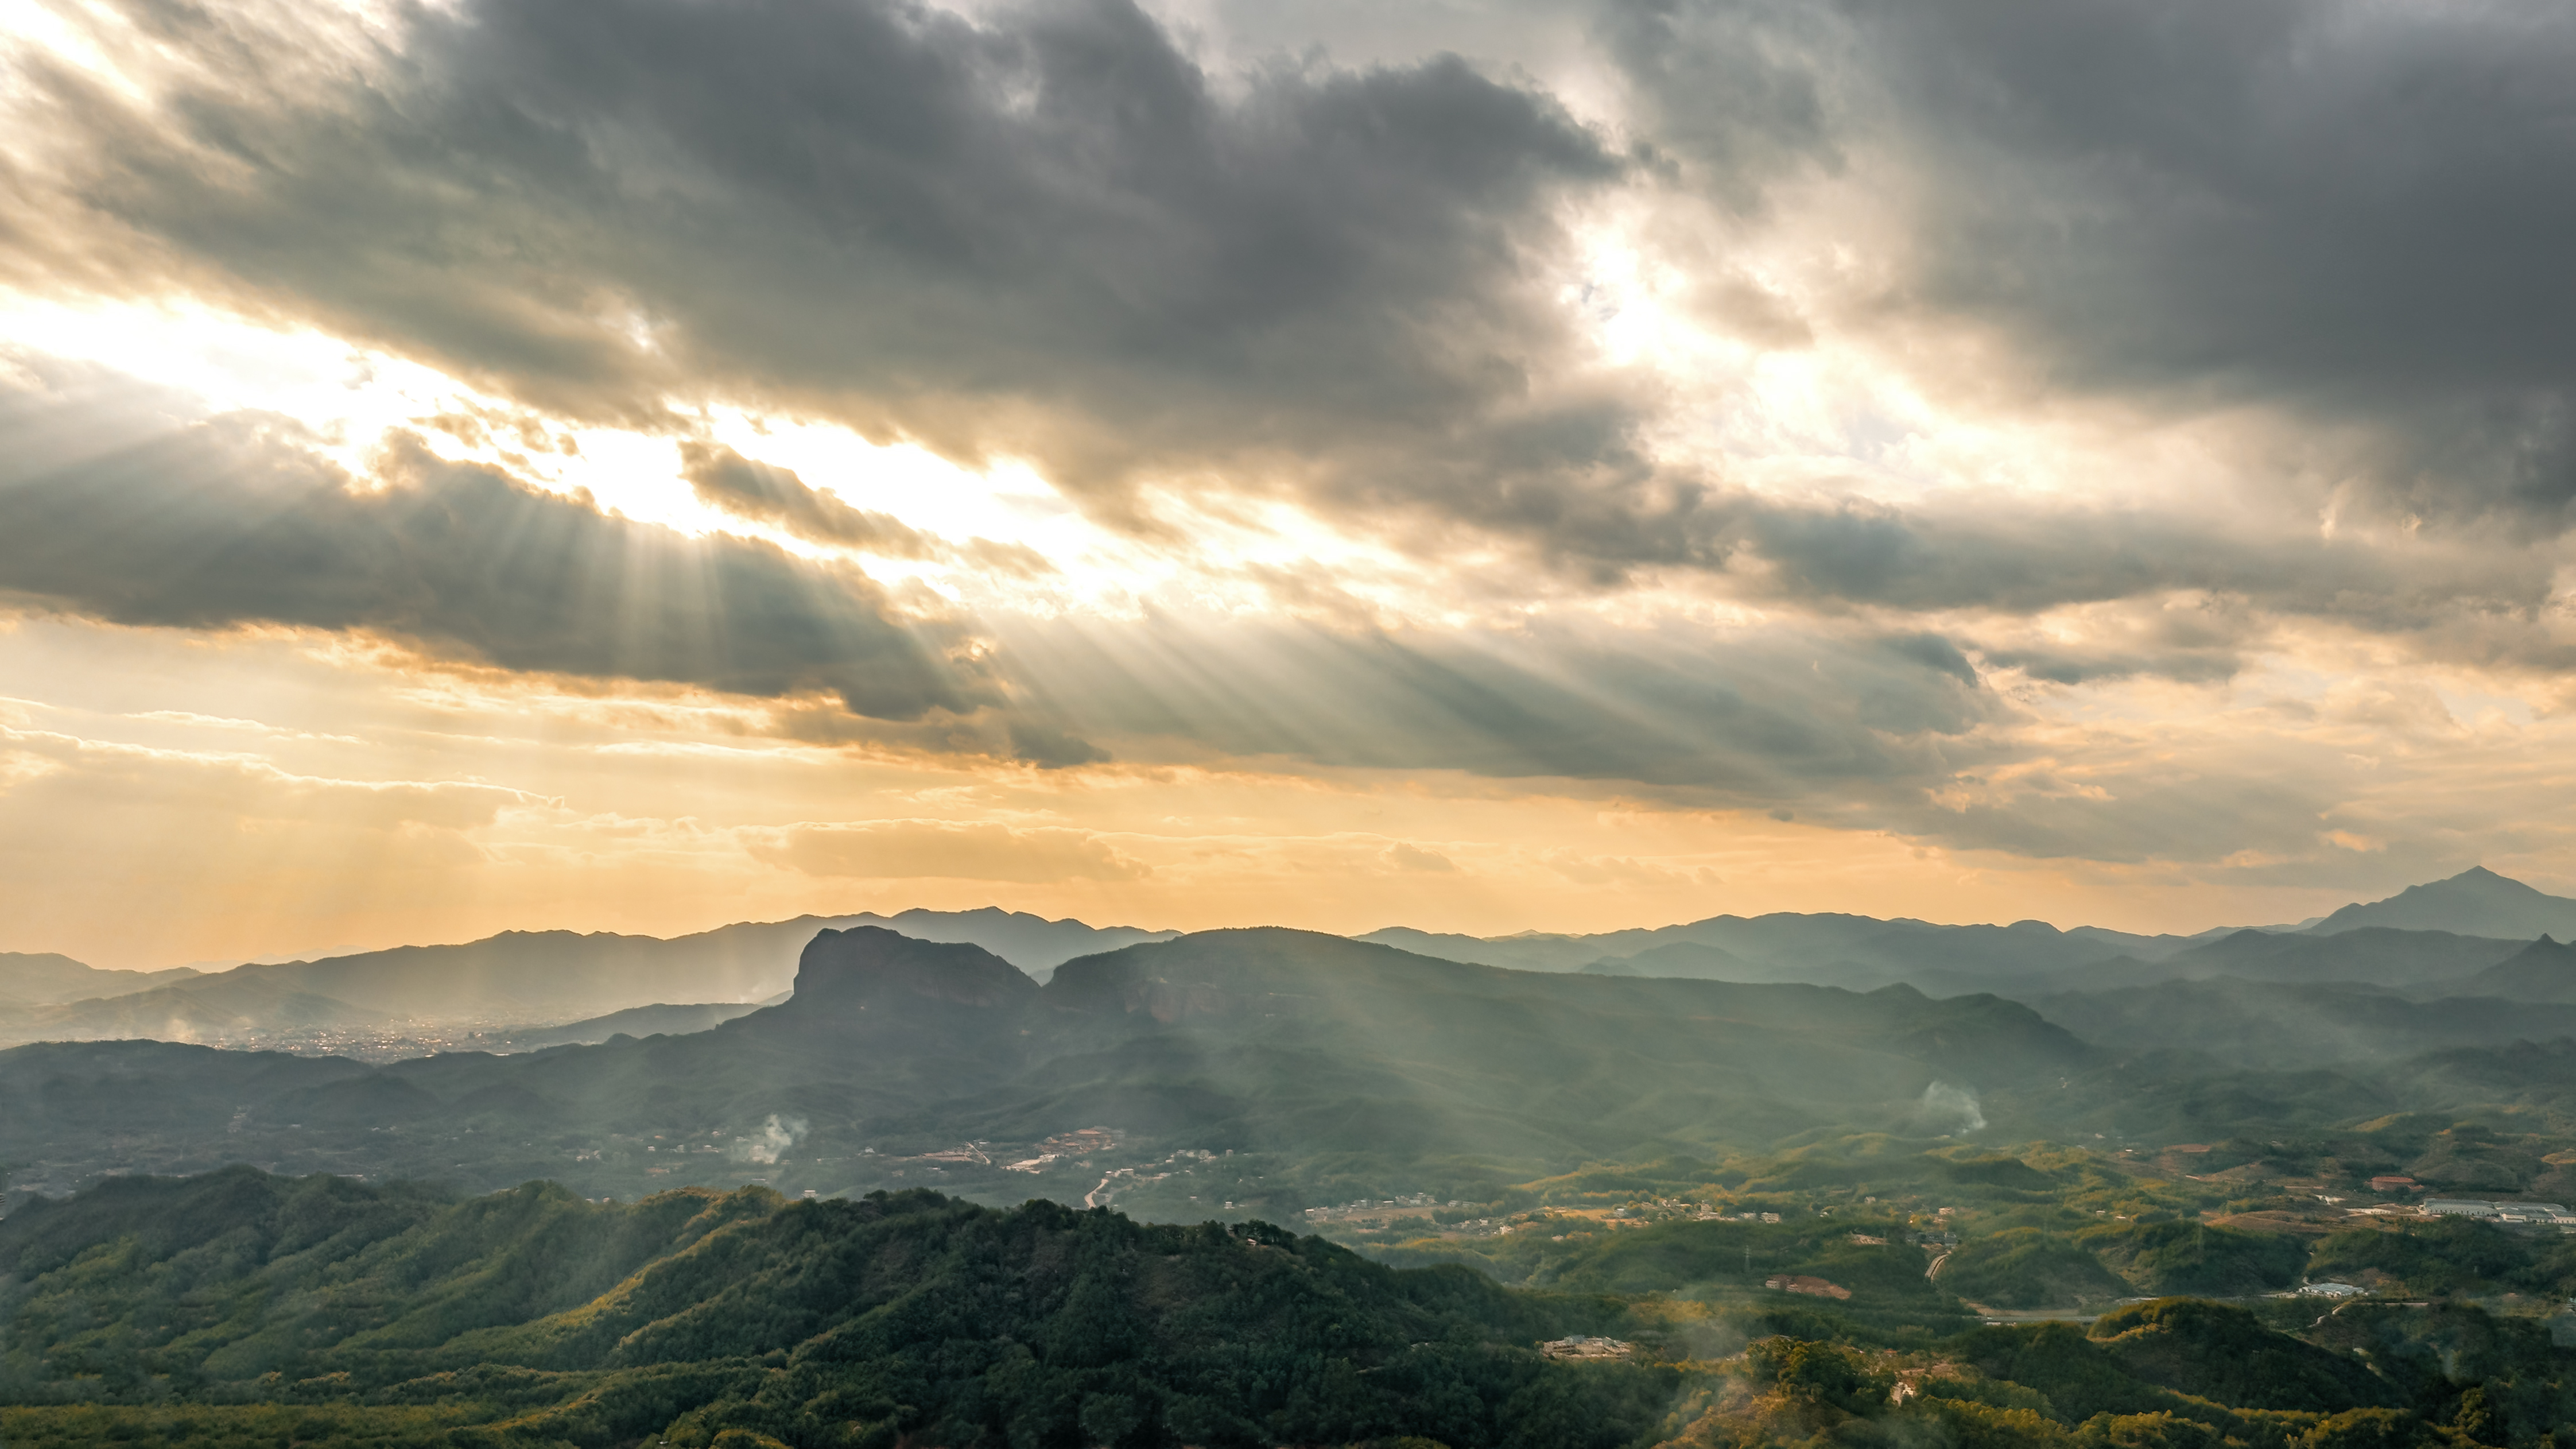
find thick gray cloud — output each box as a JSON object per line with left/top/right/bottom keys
{"left": 18, "top": 0, "right": 2569, "bottom": 581}
{"left": 1615, "top": 0, "right": 2576, "bottom": 524}
{"left": 0, "top": 396, "right": 981, "bottom": 723}
{"left": 11, "top": 0, "right": 1624, "bottom": 514}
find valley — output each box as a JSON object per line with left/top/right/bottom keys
{"left": 10, "top": 869, "right": 2576, "bottom": 1445}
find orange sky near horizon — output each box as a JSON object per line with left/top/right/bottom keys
{"left": 7, "top": 0, "right": 2576, "bottom": 968}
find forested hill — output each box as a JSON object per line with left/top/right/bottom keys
{"left": 0, "top": 1167, "right": 1663, "bottom": 1448}
{"left": 5, "top": 1167, "right": 2566, "bottom": 1448}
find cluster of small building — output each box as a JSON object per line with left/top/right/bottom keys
{"left": 1539, "top": 1336, "right": 1634, "bottom": 1360}
{"left": 1764, "top": 1274, "right": 1852, "bottom": 1300}
{"left": 1302, "top": 1194, "right": 1461, "bottom": 1221}
{"left": 999, "top": 1128, "right": 1132, "bottom": 1172}
{"left": 2420, "top": 1199, "right": 2576, "bottom": 1227}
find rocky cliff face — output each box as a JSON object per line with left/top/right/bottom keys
{"left": 787, "top": 928, "right": 1041, "bottom": 1016}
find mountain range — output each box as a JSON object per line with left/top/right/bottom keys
{"left": 0, "top": 951, "right": 199, "bottom": 1008}
{"left": 0, "top": 925, "right": 2096, "bottom": 1208}
{"left": 1380, "top": 867, "right": 2576, "bottom": 991}
{"left": 8, "top": 868, "right": 2570, "bottom": 1057}
{"left": 12, "top": 867, "right": 2576, "bottom": 1212}
{"left": 0, "top": 907, "right": 1175, "bottom": 1049}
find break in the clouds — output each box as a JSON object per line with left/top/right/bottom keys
{"left": 0, "top": 374, "right": 982, "bottom": 728}
{"left": 4, "top": 0, "right": 1628, "bottom": 536}
{"left": 4, "top": 0, "right": 2576, "bottom": 956}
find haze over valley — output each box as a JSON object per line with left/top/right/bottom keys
{"left": 16, "top": 872, "right": 2576, "bottom": 1445}
{"left": 9, "top": 867, "right": 2576, "bottom": 1211}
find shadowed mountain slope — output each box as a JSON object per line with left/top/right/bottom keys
{"left": 0, "top": 1169, "right": 1665, "bottom": 1449}
{"left": 459, "top": 1000, "right": 769, "bottom": 1053}
{"left": 2044, "top": 927, "right": 2528, "bottom": 997}
{"left": 0, "top": 927, "right": 2096, "bottom": 1201}
{"left": 2, "top": 971, "right": 377, "bottom": 1047}
{"left": 1367, "top": 913, "right": 2208, "bottom": 992}
{"left": 157, "top": 908, "right": 1168, "bottom": 1028}
{"left": 0, "top": 952, "right": 199, "bottom": 1008}
{"left": 2031, "top": 978, "right": 2576, "bottom": 1071}
{"left": 1578, "top": 941, "right": 1762, "bottom": 979}
{"left": 2447, "top": 935, "right": 2576, "bottom": 1004}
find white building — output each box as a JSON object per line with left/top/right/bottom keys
{"left": 2421, "top": 1199, "right": 2570, "bottom": 1223}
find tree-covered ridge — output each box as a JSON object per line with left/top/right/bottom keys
{"left": 6, "top": 1168, "right": 2574, "bottom": 1448}
{"left": 0, "top": 1167, "right": 1665, "bottom": 1447}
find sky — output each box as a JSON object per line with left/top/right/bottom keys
{"left": 5, "top": 0, "right": 2576, "bottom": 967}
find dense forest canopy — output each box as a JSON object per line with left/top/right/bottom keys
{"left": 3, "top": 1166, "right": 2570, "bottom": 1447}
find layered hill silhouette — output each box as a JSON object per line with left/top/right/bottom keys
{"left": 17, "top": 869, "right": 2576, "bottom": 1208}
{"left": 0, "top": 907, "right": 1172, "bottom": 1048}
{"left": 14, "top": 869, "right": 2571, "bottom": 1056}
{"left": 215, "top": 907, "right": 1172, "bottom": 1018}
{"left": 2044, "top": 926, "right": 2527, "bottom": 996}
{"left": 2031, "top": 977, "right": 2576, "bottom": 1070}
{"left": 2447, "top": 935, "right": 2576, "bottom": 1003}
{"left": 1397, "top": 868, "right": 2576, "bottom": 1005}
{"left": 0, "top": 927, "right": 2092, "bottom": 1202}
{"left": 1367, "top": 914, "right": 2208, "bottom": 986}
{"left": 0, "top": 951, "right": 197, "bottom": 1008}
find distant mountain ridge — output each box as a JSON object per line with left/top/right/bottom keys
{"left": 10, "top": 868, "right": 2575, "bottom": 1056}
{"left": 0, "top": 952, "right": 200, "bottom": 1009}
{"left": 0, "top": 908, "right": 1174, "bottom": 1048}
{"left": 2032, "top": 975, "right": 2576, "bottom": 1070}
{"left": 2447, "top": 935, "right": 2576, "bottom": 1004}
{"left": 457, "top": 999, "right": 769, "bottom": 1053}
{"left": 0, "top": 925, "right": 2096, "bottom": 1203}
{"left": 2049, "top": 927, "right": 2527, "bottom": 997}
{"left": 1375, "top": 867, "right": 2576, "bottom": 997}
{"left": 2306, "top": 866, "right": 2576, "bottom": 940}
{"left": 1369, "top": 913, "right": 2214, "bottom": 991}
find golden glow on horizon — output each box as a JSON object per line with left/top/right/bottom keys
{"left": 6, "top": 605, "right": 2576, "bottom": 971}
{"left": 10, "top": 0, "right": 2576, "bottom": 974}
{"left": 6, "top": 273, "right": 2573, "bottom": 967}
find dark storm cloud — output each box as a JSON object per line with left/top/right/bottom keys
{"left": 0, "top": 404, "right": 981, "bottom": 722}
{"left": 10, "top": 0, "right": 2569, "bottom": 633}
{"left": 1592, "top": 0, "right": 1840, "bottom": 212}
{"left": 13, "top": 0, "right": 1622, "bottom": 502}
{"left": 1615, "top": 0, "right": 2576, "bottom": 524}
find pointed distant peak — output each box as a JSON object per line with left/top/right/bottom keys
{"left": 2411, "top": 864, "right": 2551, "bottom": 896}
{"left": 2311, "top": 864, "right": 2576, "bottom": 940}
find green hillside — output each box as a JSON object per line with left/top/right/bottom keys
{"left": 0, "top": 1167, "right": 1672, "bottom": 1448}
{"left": 9, "top": 1166, "right": 2573, "bottom": 1448}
